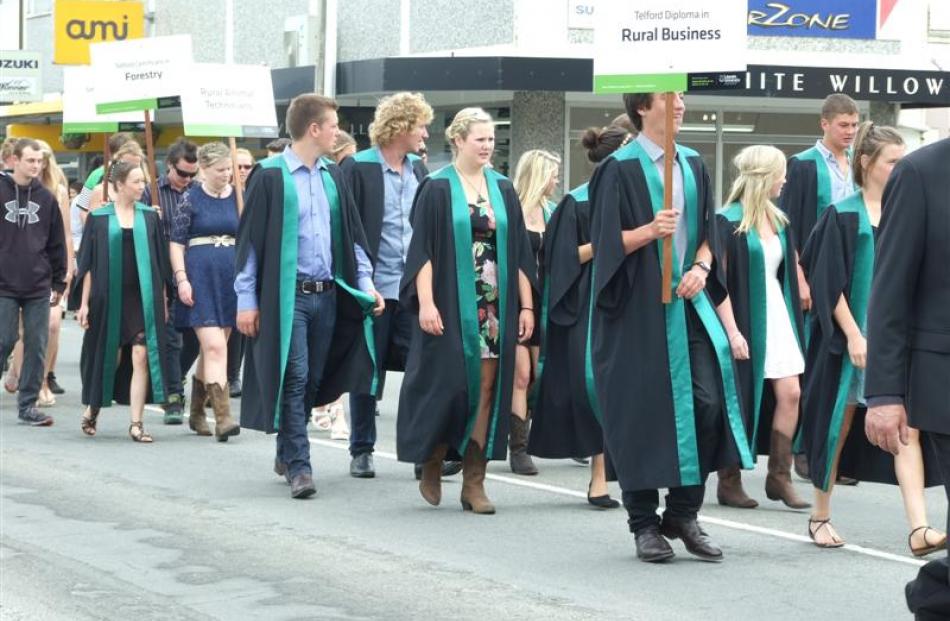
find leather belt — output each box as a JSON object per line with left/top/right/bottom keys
{"left": 188, "top": 235, "right": 235, "bottom": 248}
{"left": 296, "top": 279, "right": 335, "bottom": 294}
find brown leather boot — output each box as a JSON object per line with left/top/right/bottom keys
{"left": 207, "top": 382, "right": 240, "bottom": 442}
{"left": 716, "top": 465, "right": 758, "bottom": 508}
{"left": 509, "top": 414, "right": 538, "bottom": 475}
{"left": 765, "top": 431, "right": 811, "bottom": 509}
{"left": 461, "top": 442, "right": 495, "bottom": 514}
{"left": 419, "top": 444, "right": 448, "bottom": 506}
{"left": 188, "top": 378, "right": 211, "bottom": 436}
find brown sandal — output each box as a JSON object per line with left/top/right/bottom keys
{"left": 909, "top": 526, "right": 947, "bottom": 557}
{"left": 129, "top": 421, "right": 153, "bottom": 443}
{"left": 81, "top": 408, "right": 100, "bottom": 436}
{"left": 808, "top": 518, "right": 844, "bottom": 548}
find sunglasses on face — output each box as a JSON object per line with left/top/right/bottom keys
{"left": 237, "top": 164, "right": 253, "bottom": 170}
{"left": 174, "top": 166, "right": 198, "bottom": 178}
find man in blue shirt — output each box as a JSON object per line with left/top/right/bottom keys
{"left": 235, "top": 94, "right": 384, "bottom": 499}
{"left": 340, "top": 92, "right": 433, "bottom": 478}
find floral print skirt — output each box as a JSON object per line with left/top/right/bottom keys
{"left": 472, "top": 234, "right": 500, "bottom": 359}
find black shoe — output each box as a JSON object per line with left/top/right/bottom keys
{"left": 587, "top": 484, "right": 620, "bottom": 509}
{"left": 162, "top": 394, "right": 185, "bottom": 425}
{"left": 572, "top": 457, "right": 590, "bottom": 466}
{"left": 415, "top": 460, "right": 463, "bottom": 480}
{"left": 350, "top": 453, "right": 376, "bottom": 478}
{"left": 836, "top": 475, "right": 859, "bottom": 486}
{"left": 290, "top": 473, "right": 316, "bottom": 498}
{"left": 634, "top": 526, "right": 675, "bottom": 563}
{"left": 274, "top": 458, "right": 290, "bottom": 483}
{"left": 46, "top": 373, "right": 65, "bottom": 395}
{"left": 660, "top": 517, "right": 723, "bottom": 562}
{"left": 229, "top": 379, "right": 242, "bottom": 398}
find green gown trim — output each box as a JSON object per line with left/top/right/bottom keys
{"left": 820, "top": 190, "right": 873, "bottom": 491}
{"left": 430, "top": 165, "right": 510, "bottom": 457}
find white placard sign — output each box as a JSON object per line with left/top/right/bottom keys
{"left": 568, "top": 1, "right": 596, "bottom": 30}
{"left": 90, "top": 34, "right": 193, "bottom": 114}
{"left": 180, "top": 63, "right": 279, "bottom": 138}
{"left": 592, "top": 0, "right": 747, "bottom": 93}
{"left": 62, "top": 65, "right": 142, "bottom": 132}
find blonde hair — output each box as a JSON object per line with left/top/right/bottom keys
{"left": 35, "top": 139, "right": 68, "bottom": 198}
{"left": 725, "top": 145, "right": 789, "bottom": 234}
{"left": 234, "top": 147, "right": 255, "bottom": 164}
{"left": 198, "top": 142, "right": 231, "bottom": 168}
{"left": 851, "top": 121, "right": 904, "bottom": 188}
{"left": 331, "top": 130, "right": 357, "bottom": 160}
{"left": 369, "top": 92, "right": 433, "bottom": 147}
{"left": 513, "top": 149, "right": 560, "bottom": 216}
{"left": 445, "top": 107, "right": 493, "bottom": 155}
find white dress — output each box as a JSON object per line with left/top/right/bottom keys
{"left": 762, "top": 234, "right": 805, "bottom": 378}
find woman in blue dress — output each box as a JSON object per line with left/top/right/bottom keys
{"left": 170, "top": 142, "right": 241, "bottom": 442}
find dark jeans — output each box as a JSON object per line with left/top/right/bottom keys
{"left": 164, "top": 318, "right": 184, "bottom": 398}
{"left": 227, "top": 331, "right": 245, "bottom": 383}
{"left": 0, "top": 296, "right": 50, "bottom": 413}
{"left": 180, "top": 328, "right": 199, "bottom": 382}
{"left": 348, "top": 300, "right": 411, "bottom": 456}
{"left": 277, "top": 289, "right": 337, "bottom": 478}
{"left": 624, "top": 303, "right": 724, "bottom": 534}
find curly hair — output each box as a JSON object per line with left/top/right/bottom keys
{"left": 369, "top": 92, "right": 434, "bottom": 147}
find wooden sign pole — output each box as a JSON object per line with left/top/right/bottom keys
{"left": 661, "top": 91, "right": 675, "bottom": 305}
{"left": 228, "top": 136, "right": 245, "bottom": 216}
{"left": 100, "top": 134, "right": 112, "bottom": 201}
{"left": 143, "top": 110, "right": 161, "bottom": 215}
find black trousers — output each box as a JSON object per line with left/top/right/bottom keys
{"left": 906, "top": 431, "right": 950, "bottom": 618}
{"left": 227, "top": 331, "right": 245, "bottom": 383}
{"left": 623, "top": 303, "right": 726, "bottom": 534}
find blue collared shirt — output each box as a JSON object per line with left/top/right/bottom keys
{"left": 374, "top": 148, "right": 418, "bottom": 300}
{"left": 814, "top": 140, "right": 856, "bottom": 203}
{"left": 636, "top": 133, "right": 687, "bottom": 269}
{"left": 234, "top": 147, "right": 374, "bottom": 312}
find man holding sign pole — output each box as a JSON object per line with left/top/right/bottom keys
{"left": 589, "top": 92, "right": 751, "bottom": 563}
{"left": 234, "top": 94, "right": 385, "bottom": 499}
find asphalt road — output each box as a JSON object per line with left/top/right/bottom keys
{"left": 0, "top": 321, "right": 942, "bottom": 620}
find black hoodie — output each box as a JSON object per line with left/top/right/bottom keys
{"left": 0, "top": 173, "right": 67, "bottom": 299}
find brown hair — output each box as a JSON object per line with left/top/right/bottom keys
{"left": 107, "top": 131, "right": 136, "bottom": 154}
{"left": 622, "top": 93, "right": 656, "bottom": 132}
{"left": 110, "top": 159, "right": 143, "bottom": 187}
{"left": 821, "top": 94, "right": 859, "bottom": 120}
{"left": 851, "top": 121, "right": 904, "bottom": 188}
{"left": 1, "top": 137, "right": 18, "bottom": 160}
{"left": 581, "top": 126, "right": 630, "bottom": 163}
{"left": 611, "top": 113, "right": 637, "bottom": 135}
{"left": 286, "top": 94, "right": 339, "bottom": 140}
{"left": 13, "top": 138, "right": 42, "bottom": 158}
{"left": 369, "top": 92, "right": 434, "bottom": 146}
{"left": 331, "top": 130, "right": 357, "bottom": 159}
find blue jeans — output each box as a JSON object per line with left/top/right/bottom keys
{"left": 164, "top": 318, "right": 184, "bottom": 398}
{"left": 349, "top": 300, "right": 411, "bottom": 456}
{"left": 277, "top": 289, "right": 337, "bottom": 478}
{"left": 0, "top": 296, "right": 50, "bottom": 414}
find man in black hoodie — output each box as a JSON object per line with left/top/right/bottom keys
{"left": 0, "top": 138, "right": 67, "bottom": 426}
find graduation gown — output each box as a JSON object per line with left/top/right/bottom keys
{"left": 77, "top": 203, "right": 172, "bottom": 408}
{"left": 800, "top": 192, "right": 940, "bottom": 491}
{"left": 529, "top": 184, "right": 605, "bottom": 458}
{"left": 589, "top": 141, "right": 753, "bottom": 492}
{"left": 396, "top": 165, "right": 535, "bottom": 463}
{"left": 340, "top": 148, "right": 427, "bottom": 394}
{"left": 236, "top": 155, "right": 377, "bottom": 434}
{"left": 712, "top": 203, "right": 805, "bottom": 455}
{"left": 779, "top": 146, "right": 836, "bottom": 255}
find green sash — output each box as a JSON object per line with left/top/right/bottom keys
{"left": 430, "top": 165, "right": 509, "bottom": 456}
{"left": 792, "top": 147, "right": 832, "bottom": 220}
{"left": 820, "top": 191, "right": 873, "bottom": 490}
{"left": 352, "top": 147, "right": 421, "bottom": 166}
{"left": 720, "top": 203, "right": 803, "bottom": 449}
{"left": 613, "top": 142, "right": 753, "bottom": 483}
{"left": 94, "top": 203, "right": 165, "bottom": 405}
{"left": 258, "top": 155, "right": 378, "bottom": 428}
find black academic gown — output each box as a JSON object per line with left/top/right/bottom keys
{"left": 779, "top": 146, "right": 836, "bottom": 255}
{"left": 589, "top": 141, "right": 752, "bottom": 493}
{"left": 529, "top": 184, "right": 604, "bottom": 458}
{"left": 236, "top": 156, "right": 376, "bottom": 434}
{"left": 397, "top": 165, "right": 536, "bottom": 463}
{"left": 340, "top": 149, "right": 427, "bottom": 390}
{"left": 800, "top": 192, "right": 940, "bottom": 491}
{"left": 77, "top": 203, "right": 172, "bottom": 408}
{"left": 710, "top": 204, "right": 805, "bottom": 456}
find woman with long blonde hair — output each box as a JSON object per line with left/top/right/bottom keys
{"left": 712, "top": 145, "right": 811, "bottom": 511}
{"left": 509, "top": 148, "right": 560, "bottom": 476}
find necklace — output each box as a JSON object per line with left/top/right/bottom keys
{"left": 455, "top": 165, "right": 487, "bottom": 205}
{"left": 203, "top": 182, "right": 228, "bottom": 198}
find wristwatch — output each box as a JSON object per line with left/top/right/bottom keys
{"left": 692, "top": 260, "right": 711, "bottom": 274}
